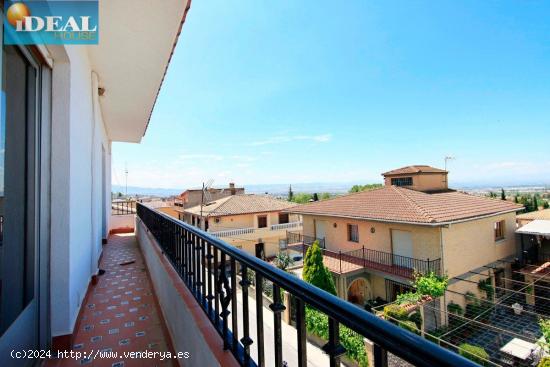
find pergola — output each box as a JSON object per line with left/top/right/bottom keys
{"left": 373, "top": 261, "right": 550, "bottom": 367}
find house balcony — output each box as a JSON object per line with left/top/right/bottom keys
{"left": 128, "top": 203, "right": 473, "bottom": 367}
{"left": 208, "top": 221, "right": 303, "bottom": 239}
{"left": 286, "top": 232, "right": 441, "bottom": 278}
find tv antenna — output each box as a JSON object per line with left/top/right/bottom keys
{"left": 200, "top": 179, "right": 214, "bottom": 227}
{"left": 444, "top": 156, "right": 455, "bottom": 171}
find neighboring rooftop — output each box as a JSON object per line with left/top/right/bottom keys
{"left": 517, "top": 208, "right": 550, "bottom": 221}
{"left": 382, "top": 165, "right": 448, "bottom": 176}
{"left": 286, "top": 186, "right": 523, "bottom": 225}
{"left": 183, "top": 194, "right": 297, "bottom": 217}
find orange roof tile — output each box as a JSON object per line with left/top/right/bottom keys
{"left": 287, "top": 186, "right": 523, "bottom": 225}
{"left": 382, "top": 165, "right": 447, "bottom": 176}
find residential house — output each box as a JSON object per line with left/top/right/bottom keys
{"left": 286, "top": 165, "right": 523, "bottom": 309}
{"left": 174, "top": 182, "right": 244, "bottom": 208}
{"left": 179, "top": 194, "right": 302, "bottom": 258}
{"left": 517, "top": 208, "right": 550, "bottom": 227}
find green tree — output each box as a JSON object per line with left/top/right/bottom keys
{"left": 273, "top": 252, "right": 295, "bottom": 272}
{"left": 312, "top": 193, "right": 319, "bottom": 201}
{"left": 288, "top": 185, "right": 294, "bottom": 202}
{"left": 501, "top": 188, "right": 506, "bottom": 200}
{"left": 533, "top": 196, "right": 539, "bottom": 211}
{"left": 514, "top": 195, "right": 519, "bottom": 204}
{"left": 349, "top": 183, "right": 383, "bottom": 193}
{"left": 544, "top": 200, "right": 550, "bottom": 209}
{"left": 303, "top": 241, "right": 337, "bottom": 295}
{"left": 320, "top": 192, "right": 331, "bottom": 200}
{"left": 291, "top": 193, "right": 313, "bottom": 204}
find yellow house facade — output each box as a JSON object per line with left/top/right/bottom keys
{"left": 287, "top": 166, "right": 523, "bottom": 309}
{"left": 177, "top": 194, "right": 302, "bottom": 258}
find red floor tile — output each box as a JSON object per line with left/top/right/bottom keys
{"left": 45, "top": 234, "right": 179, "bottom": 367}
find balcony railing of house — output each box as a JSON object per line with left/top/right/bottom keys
{"left": 210, "top": 227, "right": 256, "bottom": 238}
{"left": 136, "top": 203, "right": 472, "bottom": 367}
{"left": 286, "top": 231, "right": 325, "bottom": 249}
{"left": 111, "top": 200, "right": 136, "bottom": 215}
{"left": 209, "top": 222, "right": 304, "bottom": 238}
{"left": 292, "top": 241, "right": 440, "bottom": 278}
{"left": 270, "top": 221, "right": 302, "bottom": 231}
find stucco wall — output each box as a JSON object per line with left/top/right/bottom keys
{"left": 50, "top": 46, "right": 111, "bottom": 337}
{"left": 302, "top": 215, "right": 441, "bottom": 261}
{"left": 383, "top": 173, "right": 448, "bottom": 192}
{"left": 136, "top": 220, "right": 238, "bottom": 367}
{"left": 441, "top": 213, "right": 516, "bottom": 278}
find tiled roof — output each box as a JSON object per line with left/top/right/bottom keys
{"left": 286, "top": 186, "right": 523, "bottom": 224}
{"left": 382, "top": 165, "right": 447, "bottom": 176}
{"left": 184, "top": 194, "right": 297, "bottom": 217}
{"left": 517, "top": 208, "right": 550, "bottom": 221}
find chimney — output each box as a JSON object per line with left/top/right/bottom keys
{"left": 229, "top": 182, "right": 236, "bottom": 195}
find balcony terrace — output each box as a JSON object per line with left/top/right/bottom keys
{"left": 286, "top": 232, "right": 441, "bottom": 278}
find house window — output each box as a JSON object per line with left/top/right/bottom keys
{"left": 278, "top": 213, "right": 289, "bottom": 224}
{"left": 258, "top": 215, "right": 268, "bottom": 228}
{"left": 391, "top": 177, "right": 413, "bottom": 186}
{"left": 494, "top": 220, "right": 505, "bottom": 241}
{"left": 348, "top": 224, "right": 359, "bottom": 243}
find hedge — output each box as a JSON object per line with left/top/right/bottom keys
{"left": 305, "top": 307, "right": 368, "bottom": 367}
{"left": 458, "top": 343, "right": 489, "bottom": 366}
{"left": 383, "top": 304, "right": 409, "bottom": 322}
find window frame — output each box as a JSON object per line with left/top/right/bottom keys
{"left": 278, "top": 213, "right": 289, "bottom": 224}
{"left": 257, "top": 215, "right": 268, "bottom": 229}
{"left": 494, "top": 220, "right": 506, "bottom": 241}
{"left": 390, "top": 176, "right": 413, "bottom": 186}
{"left": 347, "top": 223, "right": 359, "bottom": 243}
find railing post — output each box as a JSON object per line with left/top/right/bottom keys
{"left": 270, "top": 284, "right": 286, "bottom": 367}
{"left": 339, "top": 251, "right": 342, "bottom": 274}
{"left": 373, "top": 343, "right": 389, "bottom": 367}
{"left": 363, "top": 245, "right": 366, "bottom": 268}
{"left": 322, "top": 318, "right": 345, "bottom": 367}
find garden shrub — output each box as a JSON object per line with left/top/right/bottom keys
{"left": 305, "top": 307, "right": 368, "bottom": 367}
{"left": 540, "top": 318, "right": 550, "bottom": 353}
{"left": 478, "top": 278, "right": 494, "bottom": 300}
{"left": 538, "top": 357, "right": 550, "bottom": 367}
{"left": 458, "top": 343, "right": 489, "bottom": 366}
{"left": 303, "top": 241, "right": 337, "bottom": 295}
{"left": 447, "top": 302, "right": 463, "bottom": 315}
{"left": 396, "top": 291, "right": 421, "bottom": 305}
{"left": 399, "top": 320, "right": 420, "bottom": 335}
{"left": 408, "top": 310, "right": 422, "bottom": 328}
{"left": 383, "top": 304, "right": 409, "bottom": 322}
{"left": 414, "top": 271, "right": 448, "bottom": 298}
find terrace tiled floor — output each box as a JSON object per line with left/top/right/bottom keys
{"left": 46, "top": 233, "right": 177, "bottom": 367}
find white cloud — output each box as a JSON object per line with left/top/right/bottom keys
{"left": 248, "top": 134, "right": 332, "bottom": 146}
{"left": 179, "top": 154, "right": 224, "bottom": 161}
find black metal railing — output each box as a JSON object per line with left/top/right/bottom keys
{"left": 289, "top": 240, "right": 440, "bottom": 278}
{"left": 287, "top": 231, "right": 325, "bottom": 248}
{"left": 111, "top": 200, "right": 136, "bottom": 215}
{"left": 346, "top": 247, "right": 441, "bottom": 277}
{"left": 136, "top": 203, "right": 475, "bottom": 367}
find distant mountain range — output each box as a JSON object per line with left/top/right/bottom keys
{"left": 112, "top": 182, "right": 549, "bottom": 198}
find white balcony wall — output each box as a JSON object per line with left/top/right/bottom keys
{"left": 49, "top": 45, "right": 111, "bottom": 338}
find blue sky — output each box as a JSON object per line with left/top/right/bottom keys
{"left": 112, "top": 0, "right": 550, "bottom": 190}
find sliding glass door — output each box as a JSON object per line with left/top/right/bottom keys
{"left": 0, "top": 19, "right": 47, "bottom": 365}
